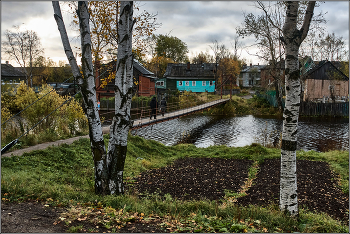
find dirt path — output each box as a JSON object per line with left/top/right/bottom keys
{"left": 1, "top": 202, "right": 67, "bottom": 233}
{"left": 1, "top": 125, "right": 108, "bottom": 158}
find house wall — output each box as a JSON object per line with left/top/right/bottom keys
{"left": 237, "top": 72, "right": 261, "bottom": 87}
{"left": 260, "top": 69, "right": 285, "bottom": 89}
{"left": 303, "top": 79, "right": 349, "bottom": 101}
{"left": 177, "top": 80, "right": 215, "bottom": 92}
{"left": 138, "top": 75, "right": 155, "bottom": 96}
{"left": 166, "top": 79, "right": 177, "bottom": 91}
{"left": 155, "top": 78, "right": 166, "bottom": 89}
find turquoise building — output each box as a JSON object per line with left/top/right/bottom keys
{"left": 177, "top": 80, "right": 215, "bottom": 92}
{"left": 156, "top": 62, "right": 216, "bottom": 93}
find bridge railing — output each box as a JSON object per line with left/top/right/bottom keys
{"left": 99, "top": 94, "right": 224, "bottom": 124}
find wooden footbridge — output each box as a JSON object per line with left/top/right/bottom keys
{"left": 2, "top": 98, "right": 229, "bottom": 157}
{"left": 102, "top": 98, "right": 229, "bottom": 133}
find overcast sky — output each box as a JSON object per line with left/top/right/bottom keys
{"left": 1, "top": 1, "right": 349, "bottom": 66}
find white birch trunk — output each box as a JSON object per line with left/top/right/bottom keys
{"left": 53, "top": 1, "right": 109, "bottom": 194}
{"left": 106, "top": 1, "right": 134, "bottom": 195}
{"left": 280, "top": 1, "right": 315, "bottom": 216}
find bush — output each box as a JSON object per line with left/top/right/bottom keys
{"left": 1, "top": 82, "right": 88, "bottom": 146}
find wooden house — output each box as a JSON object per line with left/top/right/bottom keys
{"left": 1, "top": 62, "right": 26, "bottom": 83}
{"left": 95, "top": 59, "right": 157, "bottom": 100}
{"left": 133, "top": 59, "right": 157, "bottom": 96}
{"left": 158, "top": 62, "right": 216, "bottom": 93}
{"left": 236, "top": 63, "right": 266, "bottom": 88}
{"left": 260, "top": 60, "right": 285, "bottom": 90}
{"left": 302, "top": 60, "right": 349, "bottom": 102}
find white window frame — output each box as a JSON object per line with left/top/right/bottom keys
{"left": 202, "top": 81, "right": 206, "bottom": 86}
{"left": 179, "top": 81, "right": 183, "bottom": 86}
{"left": 192, "top": 81, "right": 196, "bottom": 86}
{"left": 185, "top": 81, "right": 189, "bottom": 86}
{"left": 209, "top": 81, "right": 213, "bottom": 86}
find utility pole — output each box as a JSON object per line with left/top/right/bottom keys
{"left": 220, "top": 73, "right": 223, "bottom": 99}
{"left": 230, "top": 75, "right": 233, "bottom": 100}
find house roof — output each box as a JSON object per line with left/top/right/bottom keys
{"left": 260, "top": 60, "right": 285, "bottom": 70}
{"left": 241, "top": 64, "right": 266, "bottom": 73}
{"left": 133, "top": 59, "right": 155, "bottom": 77}
{"left": 1, "top": 63, "right": 26, "bottom": 78}
{"left": 165, "top": 76, "right": 215, "bottom": 80}
{"left": 164, "top": 63, "right": 216, "bottom": 78}
{"left": 304, "top": 60, "right": 349, "bottom": 81}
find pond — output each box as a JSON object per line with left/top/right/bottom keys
{"left": 131, "top": 115, "right": 349, "bottom": 152}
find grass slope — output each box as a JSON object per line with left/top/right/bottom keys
{"left": 1, "top": 134, "right": 348, "bottom": 233}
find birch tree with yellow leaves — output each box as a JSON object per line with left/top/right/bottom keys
{"left": 67, "top": 1, "right": 160, "bottom": 63}
{"left": 53, "top": 1, "right": 134, "bottom": 195}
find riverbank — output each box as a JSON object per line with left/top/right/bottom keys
{"left": 1, "top": 135, "right": 348, "bottom": 233}
{"left": 203, "top": 95, "right": 282, "bottom": 117}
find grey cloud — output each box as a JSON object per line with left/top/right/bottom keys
{"left": 2, "top": 2, "right": 53, "bottom": 28}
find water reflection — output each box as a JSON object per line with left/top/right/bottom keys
{"left": 131, "top": 115, "right": 348, "bottom": 152}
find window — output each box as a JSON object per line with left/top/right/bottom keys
{"left": 192, "top": 81, "right": 196, "bottom": 86}
{"left": 185, "top": 81, "right": 189, "bottom": 86}
{"left": 156, "top": 81, "right": 164, "bottom": 86}
{"left": 179, "top": 81, "right": 183, "bottom": 86}
{"left": 209, "top": 81, "right": 213, "bottom": 86}
{"left": 202, "top": 81, "right": 206, "bottom": 86}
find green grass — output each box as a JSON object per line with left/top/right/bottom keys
{"left": 204, "top": 95, "right": 282, "bottom": 116}
{"left": 1, "top": 134, "right": 348, "bottom": 233}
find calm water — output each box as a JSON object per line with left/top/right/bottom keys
{"left": 131, "top": 115, "right": 349, "bottom": 152}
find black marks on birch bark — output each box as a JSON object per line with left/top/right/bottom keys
{"left": 108, "top": 145, "right": 128, "bottom": 195}
{"left": 281, "top": 139, "right": 297, "bottom": 151}
{"left": 91, "top": 140, "right": 105, "bottom": 161}
{"left": 120, "top": 34, "right": 129, "bottom": 44}
{"left": 283, "top": 108, "right": 292, "bottom": 117}
{"left": 289, "top": 70, "right": 299, "bottom": 81}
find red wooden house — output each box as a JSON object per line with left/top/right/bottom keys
{"left": 95, "top": 59, "right": 157, "bottom": 101}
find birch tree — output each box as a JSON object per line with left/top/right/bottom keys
{"left": 52, "top": 1, "right": 134, "bottom": 195}
{"left": 279, "top": 1, "right": 315, "bottom": 216}
{"left": 106, "top": 1, "right": 134, "bottom": 195}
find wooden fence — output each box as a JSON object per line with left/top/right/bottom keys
{"left": 256, "top": 91, "right": 349, "bottom": 117}
{"left": 299, "top": 101, "right": 349, "bottom": 117}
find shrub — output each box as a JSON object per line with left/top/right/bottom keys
{"left": 1, "top": 82, "right": 88, "bottom": 146}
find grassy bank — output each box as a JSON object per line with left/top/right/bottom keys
{"left": 1, "top": 134, "right": 348, "bottom": 233}
{"left": 205, "top": 95, "right": 282, "bottom": 116}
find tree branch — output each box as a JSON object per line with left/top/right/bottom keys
{"left": 300, "top": 1, "right": 316, "bottom": 42}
